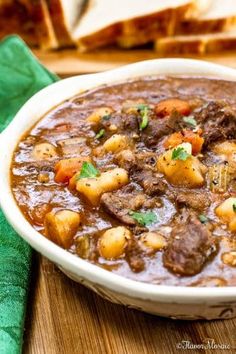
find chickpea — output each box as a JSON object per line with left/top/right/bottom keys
{"left": 38, "top": 172, "right": 50, "bottom": 183}
{"left": 222, "top": 252, "right": 236, "bottom": 267}
{"left": 99, "top": 226, "right": 131, "bottom": 260}
{"left": 108, "top": 124, "right": 118, "bottom": 132}
{"left": 87, "top": 107, "right": 113, "bottom": 124}
{"left": 140, "top": 232, "right": 167, "bottom": 252}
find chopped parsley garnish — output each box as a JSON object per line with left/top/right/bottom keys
{"left": 136, "top": 104, "right": 150, "bottom": 111}
{"left": 171, "top": 147, "right": 191, "bottom": 161}
{"left": 129, "top": 210, "right": 157, "bottom": 226}
{"left": 233, "top": 203, "right": 236, "bottom": 213}
{"left": 183, "top": 116, "right": 197, "bottom": 128}
{"left": 78, "top": 162, "right": 100, "bottom": 179}
{"left": 136, "top": 104, "right": 150, "bottom": 131}
{"left": 102, "top": 114, "right": 111, "bottom": 121}
{"left": 199, "top": 214, "right": 208, "bottom": 224}
{"left": 95, "top": 129, "right": 105, "bottom": 139}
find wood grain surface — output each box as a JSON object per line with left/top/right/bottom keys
{"left": 33, "top": 48, "right": 236, "bottom": 76}
{"left": 23, "top": 255, "right": 236, "bottom": 354}
{"left": 24, "top": 50, "right": 236, "bottom": 354}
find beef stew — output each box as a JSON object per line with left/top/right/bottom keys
{"left": 11, "top": 76, "right": 236, "bottom": 286}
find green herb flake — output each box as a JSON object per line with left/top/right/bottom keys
{"left": 199, "top": 214, "right": 208, "bottom": 224}
{"left": 183, "top": 116, "right": 197, "bottom": 128}
{"left": 137, "top": 105, "right": 150, "bottom": 131}
{"left": 136, "top": 104, "right": 150, "bottom": 111}
{"left": 171, "top": 147, "right": 191, "bottom": 161}
{"left": 102, "top": 114, "right": 111, "bottom": 121}
{"left": 233, "top": 203, "right": 236, "bottom": 213}
{"left": 78, "top": 162, "right": 100, "bottom": 179}
{"left": 95, "top": 129, "right": 105, "bottom": 139}
{"left": 129, "top": 210, "right": 157, "bottom": 226}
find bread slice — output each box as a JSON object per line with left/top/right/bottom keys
{"left": 155, "top": 29, "right": 236, "bottom": 55}
{"left": 73, "top": 0, "right": 198, "bottom": 52}
{"left": 31, "top": 0, "right": 58, "bottom": 50}
{"left": 117, "top": 0, "right": 213, "bottom": 48}
{"left": 48, "top": 0, "right": 87, "bottom": 47}
{"left": 177, "top": 0, "right": 236, "bottom": 35}
{"left": 0, "top": 0, "right": 37, "bottom": 46}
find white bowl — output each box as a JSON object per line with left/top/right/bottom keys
{"left": 1, "top": 59, "right": 236, "bottom": 320}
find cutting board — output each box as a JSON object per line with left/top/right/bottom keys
{"left": 34, "top": 48, "right": 236, "bottom": 76}
{"left": 25, "top": 49, "right": 236, "bottom": 354}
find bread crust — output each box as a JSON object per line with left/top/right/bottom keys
{"left": 31, "top": 0, "right": 58, "bottom": 50}
{"left": 117, "top": 3, "right": 194, "bottom": 48}
{"left": 0, "top": 1, "right": 37, "bottom": 45}
{"left": 76, "top": 1, "right": 195, "bottom": 51}
{"left": 47, "top": 0, "right": 72, "bottom": 46}
{"left": 177, "top": 16, "right": 236, "bottom": 35}
{"left": 155, "top": 31, "right": 236, "bottom": 55}
{"left": 48, "top": 0, "right": 86, "bottom": 47}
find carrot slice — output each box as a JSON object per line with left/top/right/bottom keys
{"left": 163, "top": 132, "right": 183, "bottom": 149}
{"left": 164, "top": 130, "right": 204, "bottom": 155}
{"left": 182, "top": 130, "right": 204, "bottom": 155}
{"left": 55, "top": 157, "right": 90, "bottom": 184}
{"left": 155, "top": 99, "right": 191, "bottom": 118}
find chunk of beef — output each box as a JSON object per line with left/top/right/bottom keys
{"left": 101, "top": 191, "right": 160, "bottom": 226}
{"left": 174, "top": 191, "right": 210, "bottom": 211}
{"left": 163, "top": 213, "right": 216, "bottom": 276}
{"left": 101, "top": 112, "right": 139, "bottom": 135}
{"left": 116, "top": 150, "right": 167, "bottom": 196}
{"left": 125, "top": 238, "right": 145, "bottom": 273}
{"left": 141, "top": 111, "right": 185, "bottom": 148}
{"left": 196, "top": 101, "right": 236, "bottom": 147}
{"left": 133, "top": 169, "right": 167, "bottom": 196}
{"left": 101, "top": 193, "right": 136, "bottom": 225}
{"left": 115, "top": 150, "right": 136, "bottom": 171}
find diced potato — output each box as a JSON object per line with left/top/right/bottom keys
{"left": 215, "top": 198, "right": 236, "bottom": 232}
{"left": 157, "top": 143, "right": 206, "bottom": 188}
{"left": 222, "top": 252, "right": 236, "bottom": 267}
{"left": 76, "top": 168, "right": 129, "bottom": 205}
{"left": 44, "top": 210, "right": 81, "bottom": 248}
{"left": 32, "top": 143, "right": 57, "bottom": 160}
{"left": 103, "top": 134, "right": 128, "bottom": 154}
{"left": 140, "top": 232, "right": 167, "bottom": 252}
{"left": 86, "top": 107, "right": 113, "bottom": 124}
{"left": 99, "top": 226, "right": 131, "bottom": 259}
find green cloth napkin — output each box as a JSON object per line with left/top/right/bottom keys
{"left": 0, "top": 35, "right": 59, "bottom": 354}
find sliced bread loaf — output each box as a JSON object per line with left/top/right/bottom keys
{"left": 73, "top": 0, "right": 198, "bottom": 52}
{"left": 31, "top": 0, "right": 58, "bottom": 50}
{"left": 48, "top": 0, "right": 87, "bottom": 47}
{"left": 0, "top": 0, "right": 37, "bottom": 45}
{"left": 117, "top": 0, "right": 213, "bottom": 48}
{"left": 177, "top": 0, "right": 236, "bottom": 35}
{"left": 155, "top": 29, "right": 236, "bottom": 55}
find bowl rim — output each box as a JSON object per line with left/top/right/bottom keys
{"left": 1, "top": 58, "right": 236, "bottom": 302}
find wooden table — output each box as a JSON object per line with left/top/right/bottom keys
{"left": 24, "top": 50, "right": 236, "bottom": 354}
